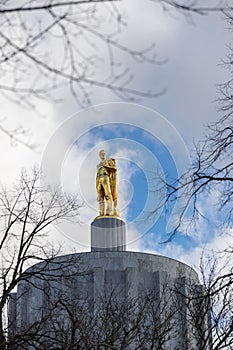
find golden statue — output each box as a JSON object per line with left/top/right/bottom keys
{"left": 96, "top": 150, "right": 119, "bottom": 217}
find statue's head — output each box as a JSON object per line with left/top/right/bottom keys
{"left": 99, "top": 149, "right": 106, "bottom": 161}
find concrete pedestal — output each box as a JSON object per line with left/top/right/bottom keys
{"left": 91, "top": 217, "right": 126, "bottom": 251}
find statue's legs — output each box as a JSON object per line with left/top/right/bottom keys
{"left": 105, "top": 198, "right": 113, "bottom": 215}
{"left": 98, "top": 197, "right": 105, "bottom": 216}
{"left": 102, "top": 176, "right": 114, "bottom": 215}
{"left": 100, "top": 175, "right": 114, "bottom": 215}
{"left": 97, "top": 186, "right": 105, "bottom": 216}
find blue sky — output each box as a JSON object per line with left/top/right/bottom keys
{"left": 0, "top": 1, "right": 232, "bottom": 269}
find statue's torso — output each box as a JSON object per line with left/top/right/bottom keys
{"left": 97, "top": 163, "right": 109, "bottom": 177}
{"left": 97, "top": 159, "right": 116, "bottom": 178}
